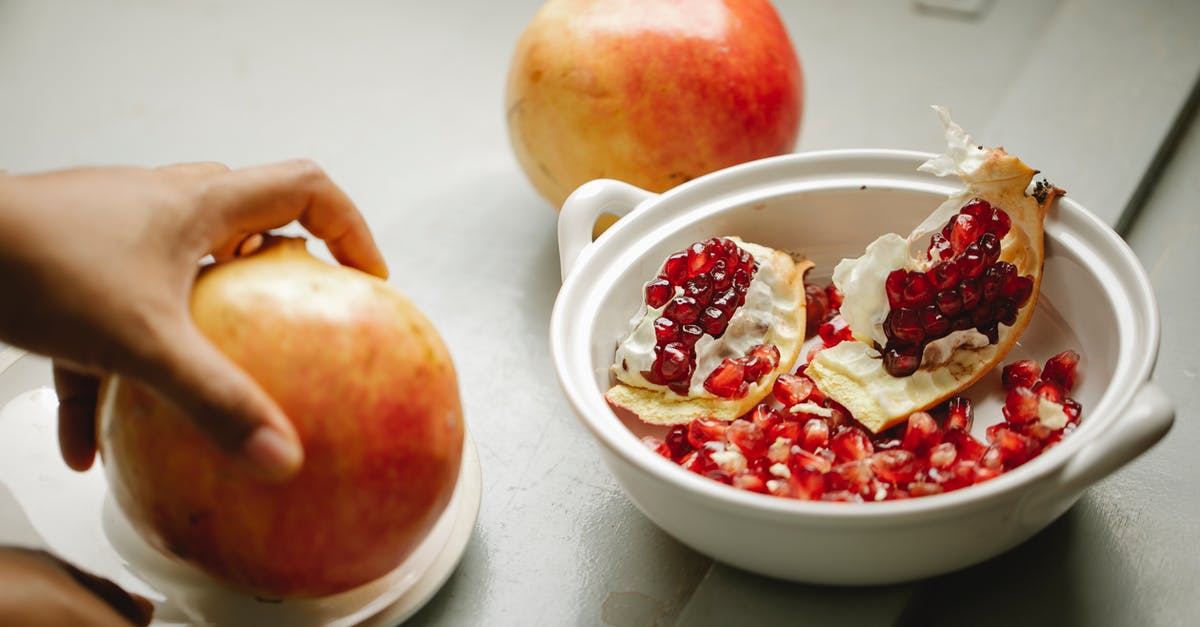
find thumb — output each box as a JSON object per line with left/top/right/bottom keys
{"left": 136, "top": 324, "right": 304, "bottom": 482}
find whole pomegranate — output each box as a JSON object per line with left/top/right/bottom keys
{"left": 506, "top": 0, "right": 803, "bottom": 208}
{"left": 97, "top": 237, "right": 464, "bottom": 598}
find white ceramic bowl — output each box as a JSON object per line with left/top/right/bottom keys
{"left": 549, "top": 150, "right": 1175, "bottom": 585}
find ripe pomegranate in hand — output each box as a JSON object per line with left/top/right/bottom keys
{"left": 97, "top": 237, "right": 464, "bottom": 599}
{"left": 506, "top": 0, "right": 803, "bottom": 208}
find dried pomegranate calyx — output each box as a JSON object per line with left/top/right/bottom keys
{"left": 806, "top": 107, "right": 1063, "bottom": 433}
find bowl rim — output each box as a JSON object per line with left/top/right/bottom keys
{"left": 550, "top": 148, "right": 1161, "bottom": 523}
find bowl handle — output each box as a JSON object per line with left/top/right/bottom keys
{"left": 1020, "top": 381, "right": 1174, "bottom": 524}
{"left": 558, "top": 179, "right": 656, "bottom": 280}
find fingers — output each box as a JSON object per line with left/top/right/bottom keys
{"left": 138, "top": 323, "right": 304, "bottom": 482}
{"left": 57, "top": 558, "right": 156, "bottom": 627}
{"left": 53, "top": 363, "right": 100, "bottom": 472}
{"left": 199, "top": 160, "right": 389, "bottom": 279}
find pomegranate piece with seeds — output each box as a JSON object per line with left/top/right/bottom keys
{"left": 805, "top": 108, "right": 1063, "bottom": 434}
{"left": 608, "top": 236, "right": 813, "bottom": 426}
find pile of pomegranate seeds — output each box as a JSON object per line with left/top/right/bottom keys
{"left": 642, "top": 350, "right": 1082, "bottom": 502}
{"left": 641, "top": 237, "right": 766, "bottom": 397}
{"left": 879, "top": 198, "right": 1035, "bottom": 377}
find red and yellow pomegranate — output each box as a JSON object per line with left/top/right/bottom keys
{"left": 506, "top": 0, "right": 803, "bottom": 208}
{"left": 98, "top": 237, "right": 464, "bottom": 599}
{"left": 607, "top": 236, "right": 811, "bottom": 425}
{"left": 806, "top": 108, "right": 1064, "bottom": 433}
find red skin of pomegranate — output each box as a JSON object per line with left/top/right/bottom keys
{"left": 97, "top": 238, "right": 464, "bottom": 599}
{"left": 506, "top": 0, "right": 803, "bottom": 207}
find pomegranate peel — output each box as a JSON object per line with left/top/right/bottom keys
{"left": 607, "top": 238, "right": 812, "bottom": 425}
{"left": 806, "top": 107, "right": 1064, "bottom": 434}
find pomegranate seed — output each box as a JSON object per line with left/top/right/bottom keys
{"left": 658, "top": 342, "right": 692, "bottom": 382}
{"left": 800, "top": 418, "right": 830, "bottom": 452}
{"left": 789, "top": 447, "right": 832, "bottom": 474}
{"left": 818, "top": 315, "right": 853, "bottom": 347}
{"left": 825, "top": 284, "right": 844, "bottom": 310}
{"left": 909, "top": 482, "right": 944, "bottom": 497}
{"left": 1001, "top": 275, "right": 1034, "bottom": 306}
{"left": 958, "top": 243, "right": 986, "bottom": 279}
{"left": 901, "top": 272, "right": 935, "bottom": 308}
{"left": 710, "top": 260, "right": 731, "bottom": 292}
{"left": 805, "top": 283, "right": 830, "bottom": 331}
{"left": 1003, "top": 357, "right": 1041, "bottom": 386}
{"left": 927, "top": 232, "right": 954, "bottom": 262}
{"left": 727, "top": 419, "right": 768, "bottom": 458}
{"left": 680, "top": 450, "right": 713, "bottom": 474}
{"left": 662, "top": 251, "right": 688, "bottom": 284}
{"left": 986, "top": 207, "right": 1011, "bottom": 236}
{"left": 1003, "top": 386, "right": 1040, "bottom": 423}
{"left": 732, "top": 268, "right": 751, "bottom": 290}
{"left": 687, "top": 241, "right": 716, "bottom": 277}
{"left": 748, "top": 344, "right": 780, "bottom": 370}
{"left": 679, "top": 324, "right": 703, "bottom": 347}
{"left": 885, "top": 270, "right": 908, "bottom": 308}
{"left": 748, "top": 404, "right": 782, "bottom": 431}
{"left": 882, "top": 345, "right": 921, "bottom": 377}
{"left": 1042, "top": 350, "right": 1081, "bottom": 391}
{"left": 945, "top": 397, "right": 974, "bottom": 431}
{"left": 732, "top": 472, "right": 768, "bottom": 494}
{"left": 935, "top": 287, "right": 963, "bottom": 316}
{"left": 711, "top": 287, "right": 737, "bottom": 315}
{"left": 1033, "top": 380, "right": 1065, "bottom": 404}
{"left": 830, "top": 426, "right": 874, "bottom": 462}
{"left": 645, "top": 279, "right": 673, "bottom": 309}
{"left": 664, "top": 295, "right": 701, "bottom": 324}
{"left": 950, "top": 213, "right": 983, "bottom": 253}
{"left": 919, "top": 306, "right": 950, "bottom": 338}
{"left": 944, "top": 427, "right": 986, "bottom": 462}
{"left": 988, "top": 425, "right": 1033, "bottom": 466}
{"left": 960, "top": 198, "right": 991, "bottom": 219}
{"left": 704, "top": 359, "right": 748, "bottom": 398}
{"left": 930, "top": 260, "right": 960, "bottom": 291}
{"left": 687, "top": 419, "right": 726, "bottom": 448}
{"left": 929, "top": 442, "right": 957, "bottom": 469}
{"left": 787, "top": 464, "right": 826, "bottom": 500}
{"left": 653, "top": 317, "right": 678, "bottom": 343}
{"left": 665, "top": 425, "right": 693, "bottom": 461}
{"left": 830, "top": 460, "right": 876, "bottom": 496}
{"left": 642, "top": 436, "right": 671, "bottom": 458}
{"left": 885, "top": 307, "right": 925, "bottom": 345}
{"left": 699, "top": 306, "right": 728, "bottom": 337}
{"left": 959, "top": 277, "right": 982, "bottom": 310}
{"left": 767, "top": 419, "right": 801, "bottom": 443}
{"left": 773, "top": 373, "right": 815, "bottom": 407}
{"left": 684, "top": 274, "right": 711, "bottom": 298}
{"left": 978, "top": 232, "right": 1002, "bottom": 265}
{"left": 871, "top": 449, "right": 920, "bottom": 484}
{"left": 902, "top": 411, "right": 941, "bottom": 454}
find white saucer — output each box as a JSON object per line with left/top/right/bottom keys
{"left": 0, "top": 350, "right": 481, "bottom": 626}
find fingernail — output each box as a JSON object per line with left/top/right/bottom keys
{"left": 242, "top": 426, "right": 303, "bottom": 481}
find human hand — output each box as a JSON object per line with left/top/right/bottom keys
{"left": 0, "top": 161, "right": 388, "bottom": 481}
{"left": 0, "top": 546, "right": 154, "bottom": 626}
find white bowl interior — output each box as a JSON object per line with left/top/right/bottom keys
{"left": 586, "top": 182, "right": 1111, "bottom": 450}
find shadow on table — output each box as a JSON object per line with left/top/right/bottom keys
{"left": 677, "top": 496, "right": 1150, "bottom": 627}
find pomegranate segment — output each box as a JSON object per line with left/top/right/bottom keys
{"left": 877, "top": 198, "right": 1036, "bottom": 377}
{"left": 644, "top": 349, "right": 1083, "bottom": 502}
{"left": 636, "top": 237, "right": 789, "bottom": 397}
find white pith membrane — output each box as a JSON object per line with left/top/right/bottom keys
{"left": 806, "top": 106, "right": 1062, "bottom": 434}
{"left": 607, "top": 237, "right": 811, "bottom": 426}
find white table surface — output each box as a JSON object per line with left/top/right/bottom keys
{"left": 2, "top": 1, "right": 1198, "bottom": 625}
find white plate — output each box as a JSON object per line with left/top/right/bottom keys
{"left": 0, "top": 350, "right": 480, "bottom": 626}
